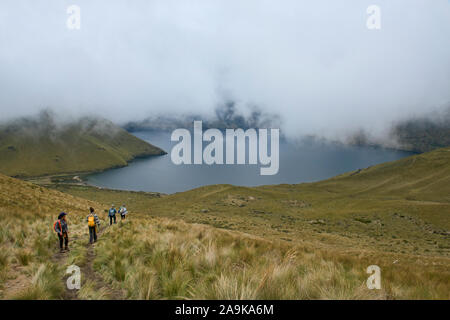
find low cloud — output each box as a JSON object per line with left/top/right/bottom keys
{"left": 0, "top": 0, "right": 449, "bottom": 141}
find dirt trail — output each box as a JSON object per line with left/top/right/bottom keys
{"left": 52, "top": 247, "right": 78, "bottom": 300}
{"left": 80, "top": 227, "right": 124, "bottom": 300}
{"left": 200, "top": 186, "right": 232, "bottom": 198}
{"left": 55, "top": 226, "right": 124, "bottom": 300}
{"left": 1, "top": 265, "right": 34, "bottom": 299}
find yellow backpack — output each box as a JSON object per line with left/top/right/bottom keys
{"left": 88, "top": 215, "right": 95, "bottom": 227}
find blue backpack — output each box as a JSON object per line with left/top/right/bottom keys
{"left": 109, "top": 208, "right": 116, "bottom": 217}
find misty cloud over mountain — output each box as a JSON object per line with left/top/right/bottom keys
{"left": 0, "top": 0, "right": 449, "bottom": 141}
{"left": 124, "top": 101, "right": 281, "bottom": 132}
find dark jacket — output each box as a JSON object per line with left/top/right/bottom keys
{"left": 54, "top": 219, "right": 68, "bottom": 234}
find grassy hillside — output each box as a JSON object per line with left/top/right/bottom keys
{"left": 88, "top": 146, "right": 447, "bottom": 257}
{"left": 42, "top": 148, "right": 450, "bottom": 299}
{"left": 49, "top": 148, "right": 450, "bottom": 258}
{"left": 1, "top": 146, "right": 449, "bottom": 299}
{"left": 0, "top": 174, "right": 385, "bottom": 300}
{"left": 0, "top": 113, "right": 166, "bottom": 177}
{"left": 0, "top": 173, "right": 102, "bottom": 299}
{"left": 2, "top": 171, "right": 448, "bottom": 300}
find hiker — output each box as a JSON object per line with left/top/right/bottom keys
{"left": 119, "top": 204, "right": 128, "bottom": 220}
{"left": 54, "top": 212, "right": 69, "bottom": 253}
{"left": 108, "top": 204, "right": 117, "bottom": 225}
{"left": 86, "top": 207, "right": 100, "bottom": 244}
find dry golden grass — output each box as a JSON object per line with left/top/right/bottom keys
{"left": 1, "top": 146, "right": 449, "bottom": 301}
{"left": 0, "top": 173, "right": 107, "bottom": 299}
{"left": 91, "top": 216, "right": 449, "bottom": 299}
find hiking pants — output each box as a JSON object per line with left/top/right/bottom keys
{"left": 58, "top": 233, "right": 68, "bottom": 249}
{"left": 88, "top": 226, "right": 97, "bottom": 243}
{"left": 109, "top": 215, "right": 116, "bottom": 225}
{"left": 120, "top": 214, "right": 125, "bottom": 220}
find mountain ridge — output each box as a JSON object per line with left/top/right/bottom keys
{"left": 0, "top": 113, "right": 166, "bottom": 178}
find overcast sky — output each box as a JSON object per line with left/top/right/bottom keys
{"left": 0, "top": 0, "right": 449, "bottom": 139}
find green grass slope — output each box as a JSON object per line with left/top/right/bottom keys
{"left": 0, "top": 172, "right": 103, "bottom": 299}
{"left": 0, "top": 147, "right": 448, "bottom": 299}
{"left": 1, "top": 172, "right": 448, "bottom": 299}
{"left": 314, "top": 146, "right": 450, "bottom": 202}
{"left": 50, "top": 148, "right": 450, "bottom": 258}
{"left": 41, "top": 149, "right": 450, "bottom": 299}
{"left": 0, "top": 114, "right": 166, "bottom": 177}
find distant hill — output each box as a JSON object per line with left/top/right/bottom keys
{"left": 344, "top": 107, "right": 450, "bottom": 153}
{"left": 391, "top": 111, "right": 450, "bottom": 153}
{"left": 127, "top": 102, "right": 450, "bottom": 155}
{"left": 143, "top": 146, "right": 450, "bottom": 236}
{"left": 0, "top": 112, "right": 166, "bottom": 177}
{"left": 124, "top": 101, "right": 281, "bottom": 132}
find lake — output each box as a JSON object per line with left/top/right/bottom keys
{"left": 86, "top": 131, "right": 412, "bottom": 194}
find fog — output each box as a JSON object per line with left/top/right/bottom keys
{"left": 0, "top": 0, "right": 449, "bottom": 140}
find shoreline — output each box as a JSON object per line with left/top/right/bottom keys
{"left": 25, "top": 150, "right": 418, "bottom": 197}
{"left": 20, "top": 152, "right": 167, "bottom": 183}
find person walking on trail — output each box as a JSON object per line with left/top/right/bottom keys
{"left": 119, "top": 204, "right": 128, "bottom": 220}
{"left": 108, "top": 204, "right": 117, "bottom": 225}
{"left": 86, "top": 207, "right": 100, "bottom": 244}
{"left": 54, "top": 212, "right": 69, "bottom": 253}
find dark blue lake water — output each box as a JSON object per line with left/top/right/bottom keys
{"left": 86, "top": 131, "right": 412, "bottom": 194}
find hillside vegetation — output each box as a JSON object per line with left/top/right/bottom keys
{"left": 391, "top": 109, "right": 450, "bottom": 153}
{"left": 0, "top": 173, "right": 102, "bottom": 299}
{"left": 113, "top": 146, "right": 449, "bottom": 257}
{"left": 41, "top": 148, "right": 450, "bottom": 299}
{"left": 2, "top": 170, "right": 449, "bottom": 299}
{"left": 0, "top": 113, "right": 166, "bottom": 177}
{"left": 0, "top": 173, "right": 384, "bottom": 299}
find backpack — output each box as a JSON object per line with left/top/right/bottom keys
{"left": 53, "top": 220, "right": 62, "bottom": 233}
{"left": 109, "top": 208, "right": 116, "bottom": 217}
{"left": 88, "top": 215, "right": 95, "bottom": 227}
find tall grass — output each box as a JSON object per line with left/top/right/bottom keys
{"left": 93, "top": 218, "right": 394, "bottom": 300}
{"left": 0, "top": 206, "right": 98, "bottom": 299}
{"left": 13, "top": 263, "right": 64, "bottom": 300}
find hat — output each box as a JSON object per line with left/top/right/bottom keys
{"left": 58, "top": 212, "right": 67, "bottom": 219}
